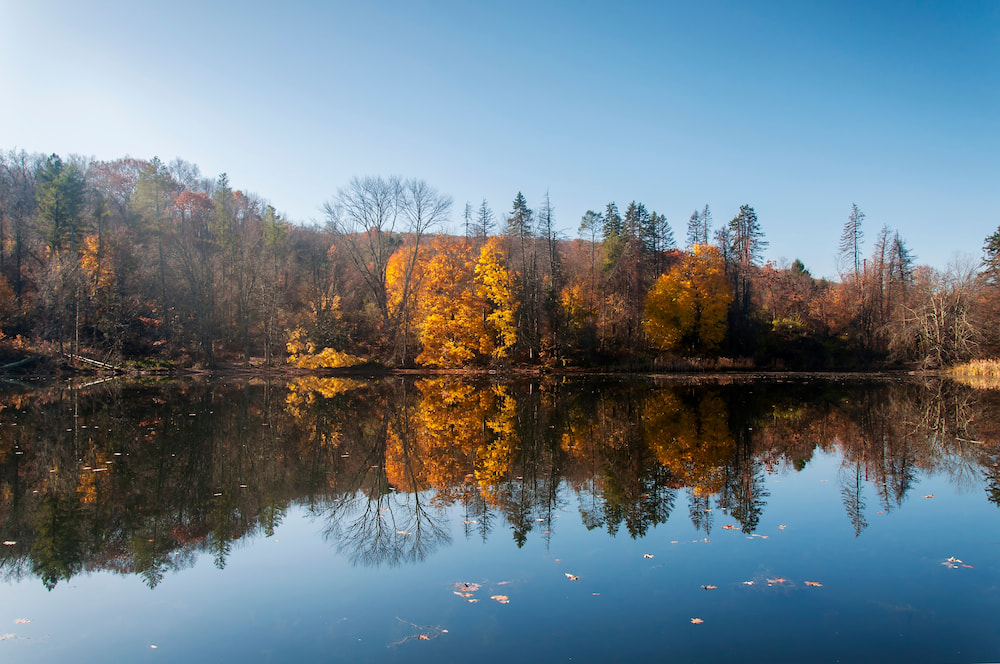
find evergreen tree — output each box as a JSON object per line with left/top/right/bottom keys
{"left": 686, "top": 204, "right": 711, "bottom": 248}
{"left": 476, "top": 198, "right": 495, "bottom": 239}
{"left": 839, "top": 203, "right": 865, "bottom": 279}
{"left": 36, "top": 154, "right": 86, "bottom": 253}
{"left": 602, "top": 202, "right": 622, "bottom": 242}
{"left": 983, "top": 225, "right": 1000, "bottom": 286}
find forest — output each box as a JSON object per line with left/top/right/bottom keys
{"left": 1, "top": 148, "right": 999, "bottom": 373}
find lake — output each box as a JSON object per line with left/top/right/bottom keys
{"left": 1, "top": 374, "right": 998, "bottom": 663}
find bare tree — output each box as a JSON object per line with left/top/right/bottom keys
{"left": 891, "top": 256, "right": 981, "bottom": 368}
{"left": 323, "top": 176, "right": 450, "bottom": 363}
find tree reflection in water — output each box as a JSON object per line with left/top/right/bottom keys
{"left": 0, "top": 375, "right": 997, "bottom": 586}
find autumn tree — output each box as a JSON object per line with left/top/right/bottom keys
{"left": 413, "top": 236, "right": 489, "bottom": 367}
{"left": 475, "top": 237, "right": 518, "bottom": 361}
{"left": 644, "top": 244, "right": 732, "bottom": 355}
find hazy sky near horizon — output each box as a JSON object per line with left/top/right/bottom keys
{"left": 2, "top": 0, "right": 997, "bottom": 278}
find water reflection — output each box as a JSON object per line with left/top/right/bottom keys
{"left": 0, "top": 375, "right": 997, "bottom": 587}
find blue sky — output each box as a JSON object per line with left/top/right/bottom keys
{"left": 2, "top": 0, "right": 997, "bottom": 278}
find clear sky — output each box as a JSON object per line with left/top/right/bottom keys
{"left": 2, "top": 0, "right": 997, "bottom": 279}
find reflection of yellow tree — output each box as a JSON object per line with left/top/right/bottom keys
{"left": 284, "top": 377, "right": 363, "bottom": 454}
{"left": 645, "top": 391, "right": 733, "bottom": 496}
{"left": 476, "top": 385, "right": 517, "bottom": 506}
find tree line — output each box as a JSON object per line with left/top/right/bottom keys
{"left": 2, "top": 148, "right": 998, "bottom": 370}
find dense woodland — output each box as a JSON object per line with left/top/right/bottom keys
{"left": 2, "top": 149, "right": 999, "bottom": 371}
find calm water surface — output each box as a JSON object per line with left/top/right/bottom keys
{"left": 1, "top": 375, "right": 998, "bottom": 663}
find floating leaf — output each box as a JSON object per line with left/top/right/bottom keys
{"left": 804, "top": 581, "right": 823, "bottom": 587}
{"left": 721, "top": 524, "right": 737, "bottom": 530}
{"left": 701, "top": 585, "right": 717, "bottom": 590}
{"left": 13, "top": 619, "right": 29, "bottom": 625}
{"left": 778, "top": 524, "right": 787, "bottom": 530}
{"left": 742, "top": 581, "right": 756, "bottom": 586}
{"left": 491, "top": 595, "right": 510, "bottom": 604}
{"left": 454, "top": 592, "right": 474, "bottom": 598}
{"left": 461, "top": 520, "right": 477, "bottom": 525}
{"left": 496, "top": 581, "right": 510, "bottom": 585}
{"left": 466, "top": 599, "right": 478, "bottom": 603}
{"left": 945, "top": 556, "right": 962, "bottom": 563}
{"left": 565, "top": 573, "right": 579, "bottom": 581}
{"left": 643, "top": 554, "right": 654, "bottom": 559}
{"left": 690, "top": 618, "right": 704, "bottom": 624}
{"left": 767, "top": 577, "right": 788, "bottom": 584}
{"left": 454, "top": 582, "right": 481, "bottom": 592}
{"left": 924, "top": 494, "right": 935, "bottom": 499}
{"left": 418, "top": 634, "right": 430, "bottom": 641}
{"left": 396, "top": 530, "right": 411, "bottom": 536}
{"left": 961, "top": 564, "right": 975, "bottom": 569}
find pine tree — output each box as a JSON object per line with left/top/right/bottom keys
{"left": 839, "top": 203, "right": 865, "bottom": 279}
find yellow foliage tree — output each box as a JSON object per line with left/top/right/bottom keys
{"left": 475, "top": 237, "right": 518, "bottom": 359}
{"left": 79, "top": 234, "right": 114, "bottom": 291}
{"left": 414, "top": 237, "right": 489, "bottom": 367}
{"left": 644, "top": 244, "right": 732, "bottom": 354}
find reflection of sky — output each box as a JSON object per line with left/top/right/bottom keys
{"left": 3, "top": 451, "right": 997, "bottom": 664}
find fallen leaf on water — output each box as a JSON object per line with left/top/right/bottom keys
{"left": 396, "top": 531, "right": 411, "bottom": 536}
{"left": 491, "top": 595, "right": 510, "bottom": 604}
{"left": 418, "top": 634, "right": 430, "bottom": 641}
{"left": 924, "top": 494, "right": 935, "bottom": 499}
{"left": 690, "top": 618, "right": 704, "bottom": 624}
{"left": 767, "top": 577, "right": 788, "bottom": 584}
{"left": 961, "top": 564, "right": 975, "bottom": 569}
{"left": 454, "top": 592, "right": 474, "bottom": 598}
{"left": 150, "top": 644, "right": 158, "bottom": 649}
{"left": 565, "top": 573, "right": 579, "bottom": 581}
{"left": 946, "top": 556, "right": 962, "bottom": 563}
{"left": 13, "top": 619, "right": 29, "bottom": 625}
{"left": 592, "top": 593, "right": 600, "bottom": 596}
{"left": 466, "top": 599, "right": 478, "bottom": 603}
{"left": 721, "top": 524, "right": 737, "bottom": 530}
{"left": 461, "top": 520, "right": 477, "bottom": 525}
{"left": 643, "top": 554, "right": 654, "bottom": 559}
{"left": 742, "top": 581, "right": 756, "bottom": 586}
{"left": 497, "top": 581, "right": 510, "bottom": 585}
{"left": 701, "top": 585, "right": 717, "bottom": 590}
{"left": 778, "top": 524, "right": 787, "bottom": 530}
{"left": 804, "top": 581, "right": 823, "bottom": 587}
{"left": 555, "top": 558, "right": 562, "bottom": 562}
{"left": 454, "top": 582, "right": 481, "bottom": 592}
